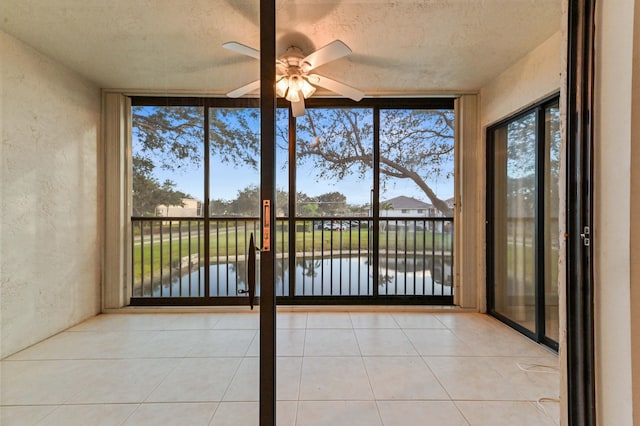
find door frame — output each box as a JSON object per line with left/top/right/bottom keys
{"left": 566, "top": 0, "right": 596, "bottom": 424}
{"left": 259, "top": 1, "right": 277, "bottom": 423}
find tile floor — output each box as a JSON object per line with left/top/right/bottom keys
{"left": 0, "top": 311, "right": 560, "bottom": 425}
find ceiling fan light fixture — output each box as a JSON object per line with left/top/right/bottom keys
{"left": 224, "top": 40, "right": 365, "bottom": 115}
{"left": 285, "top": 88, "right": 301, "bottom": 103}
{"left": 288, "top": 75, "right": 302, "bottom": 91}
{"left": 300, "top": 79, "right": 316, "bottom": 98}
{"left": 276, "top": 77, "right": 289, "bottom": 97}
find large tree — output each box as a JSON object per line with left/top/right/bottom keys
{"left": 316, "top": 191, "right": 347, "bottom": 216}
{"left": 296, "top": 108, "right": 455, "bottom": 215}
{"left": 296, "top": 192, "right": 319, "bottom": 216}
{"left": 131, "top": 157, "right": 187, "bottom": 216}
{"left": 132, "top": 106, "right": 203, "bottom": 216}
{"left": 223, "top": 185, "right": 289, "bottom": 217}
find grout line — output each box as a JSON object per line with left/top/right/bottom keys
{"left": 216, "top": 356, "right": 248, "bottom": 404}
{"left": 450, "top": 400, "right": 474, "bottom": 426}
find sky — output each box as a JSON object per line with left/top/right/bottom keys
{"left": 133, "top": 106, "right": 454, "bottom": 208}
{"left": 150, "top": 152, "right": 453, "bottom": 206}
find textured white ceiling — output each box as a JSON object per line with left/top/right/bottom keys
{"left": 0, "top": 0, "right": 561, "bottom": 95}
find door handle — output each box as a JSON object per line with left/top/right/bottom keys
{"left": 262, "top": 200, "right": 271, "bottom": 252}
{"left": 238, "top": 232, "right": 257, "bottom": 309}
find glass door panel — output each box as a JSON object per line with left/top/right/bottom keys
{"left": 209, "top": 107, "right": 261, "bottom": 298}
{"left": 275, "top": 108, "right": 290, "bottom": 296}
{"left": 378, "top": 109, "right": 455, "bottom": 296}
{"left": 492, "top": 112, "right": 537, "bottom": 332}
{"left": 294, "top": 108, "right": 374, "bottom": 297}
{"left": 544, "top": 102, "right": 561, "bottom": 342}
{"left": 488, "top": 96, "right": 560, "bottom": 349}
{"left": 131, "top": 105, "right": 205, "bottom": 298}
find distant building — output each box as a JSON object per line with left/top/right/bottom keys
{"left": 380, "top": 195, "right": 437, "bottom": 217}
{"left": 156, "top": 198, "right": 203, "bottom": 217}
{"left": 378, "top": 195, "right": 454, "bottom": 232}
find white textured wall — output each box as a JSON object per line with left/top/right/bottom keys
{"left": 0, "top": 31, "right": 101, "bottom": 358}
{"left": 631, "top": 1, "right": 640, "bottom": 422}
{"left": 478, "top": 27, "right": 563, "bottom": 311}
{"left": 480, "top": 31, "right": 562, "bottom": 127}
{"left": 594, "top": 1, "right": 636, "bottom": 424}
{"left": 478, "top": 26, "right": 565, "bottom": 421}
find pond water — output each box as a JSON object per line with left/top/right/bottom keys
{"left": 136, "top": 256, "right": 452, "bottom": 298}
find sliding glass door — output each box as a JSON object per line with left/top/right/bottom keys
{"left": 490, "top": 111, "right": 537, "bottom": 332}
{"left": 487, "top": 96, "right": 560, "bottom": 349}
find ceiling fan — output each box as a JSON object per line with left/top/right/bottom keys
{"left": 223, "top": 40, "right": 364, "bottom": 117}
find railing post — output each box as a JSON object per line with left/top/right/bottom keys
{"left": 372, "top": 108, "right": 380, "bottom": 296}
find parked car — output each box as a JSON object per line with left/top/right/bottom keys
{"left": 321, "top": 221, "right": 350, "bottom": 231}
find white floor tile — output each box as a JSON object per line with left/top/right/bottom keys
{"left": 377, "top": 401, "right": 469, "bottom": 426}
{"left": 403, "top": 328, "right": 472, "bottom": 356}
{"left": 451, "top": 325, "right": 552, "bottom": 357}
{"left": 349, "top": 312, "right": 399, "bottom": 329}
{"left": 1, "top": 360, "right": 93, "bottom": 405}
{"left": 306, "top": 313, "right": 353, "bottom": 329}
{"left": 37, "top": 403, "right": 138, "bottom": 426}
{"left": 7, "top": 331, "right": 151, "bottom": 360}
{"left": 299, "top": 357, "right": 374, "bottom": 400}
{"left": 1, "top": 312, "right": 560, "bottom": 426}
{"left": 213, "top": 313, "right": 260, "bottom": 330}
{"left": 209, "top": 401, "right": 258, "bottom": 426}
{"left": 455, "top": 400, "right": 557, "bottom": 426}
{"left": 483, "top": 357, "right": 560, "bottom": 401}
{"left": 354, "top": 329, "right": 418, "bottom": 356}
{"left": 66, "top": 359, "right": 176, "bottom": 404}
{"left": 146, "top": 357, "right": 241, "bottom": 402}
{"left": 392, "top": 313, "right": 446, "bottom": 329}
{"left": 276, "top": 401, "right": 298, "bottom": 426}
{"left": 277, "top": 329, "right": 306, "bottom": 357}
{"left": 187, "top": 330, "right": 257, "bottom": 357}
{"left": 277, "top": 313, "right": 308, "bottom": 329}
{"left": 223, "top": 357, "right": 259, "bottom": 402}
{"left": 246, "top": 329, "right": 307, "bottom": 357}
{"left": 70, "top": 313, "right": 217, "bottom": 332}
{"left": 123, "top": 402, "right": 217, "bottom": 426}
{"left": 296, "top": 401, "right": 382, "bottom": 426}
{"left": 363, "top": 356, "right": 449, "bottom": 400}
{"left": 304, "top": 329, "right": 360, "bottom": 356}
{"left": 0, "top": 405, "right": 57, "bottom": 425}
{"left": 277, "top": 357, "right": 303, "bottom": 401}
{"left": 424, "top": 357, "right": 520, "bottom": 401}
{"left": 435, "top": 313, "right": 499, "bottom": 332}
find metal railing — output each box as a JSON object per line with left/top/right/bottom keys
{"left": 377, "top": 218, "right": 453, "bottom": 296}
{"left": 131, "top": 216, "right": 453, "bottom": 302}
{"left": 291, "top": 218, "right": 373, "bottom": 297}
{"left": 132, "top": 218, "right": 205, "bottom": 298}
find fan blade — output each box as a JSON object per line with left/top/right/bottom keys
{"left": 222, "top": 42, "right": 260, "bottom": 59}
{"left": 306, "top": 74, "right": 364, "bottom": 101}
{"left": 301, "top": 40, "right": 351, "bottom": 72}
{"left": 227, "top": 80, "right": 260, "bottom": 98}
{"left": 291, "top": 97, "right": 306, "bottom": 117}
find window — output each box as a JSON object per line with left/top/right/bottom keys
{"left": 129, "top": 97, "right": 456, "bottom": 304}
